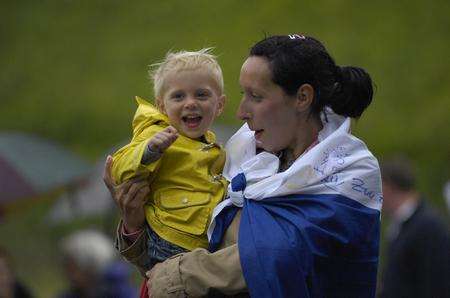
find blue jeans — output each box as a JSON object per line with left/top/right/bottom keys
{"left": 144, "top": 225, "right": 188, "bottom": 270}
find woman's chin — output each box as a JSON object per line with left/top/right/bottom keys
{"left": 256, "top": 142, "right": 274, "bottom": 154}
{"left": 255, "top": 140, "right": 264, "bottom": 149}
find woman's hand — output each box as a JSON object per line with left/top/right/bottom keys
{"left": 146, "top": 263, "right": 168, "bottom": 298}
{"left": 146, "top": 264, "right": 158, "bottom": 298}
{"left": 146, "top": 258, "right": 186, "bottom": 298}
{"left": 103, "top": 155, "right": 149, "bottom": 232}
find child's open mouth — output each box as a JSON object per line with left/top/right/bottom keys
{"left": 182, "top": 115, "right": 202, "bottom": 129}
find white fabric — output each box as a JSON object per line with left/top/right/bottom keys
{"left": 208, "top": 109, "right": 382, "bottom": 240}
{"left": 227, "top": 152, "right": 280, "bottom": 207}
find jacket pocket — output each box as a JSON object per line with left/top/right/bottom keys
{"left": 154, "top": 188, "right": 212, "bottom": 235}
{"left": 156, "top": 188, "right": 211, "bottom": 210}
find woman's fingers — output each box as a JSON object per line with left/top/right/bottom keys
{"left": 135, "top": 185, "right": 151, "bottom": 202}
{"left": 146, "top": 268, "right": 156, "bottom": 298}
{"left": 102, "top": 155, "right": 116, "bottom": 194}
{"left": 115, "top": 179, "right": 133, "bottom": 205}
{"left": 103, "top": 155, "right": 148, "bottom": 232}
{"left": 116, "top": 175, "right": 146, "bottom": 197}
{"left": 120, "top": 179, "right": 148, "bottom": 232}
{"left": 124, "top": 180, "right": 149, "bottom": 208}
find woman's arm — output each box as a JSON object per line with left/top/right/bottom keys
{"left": 104, "top": 156, "right": 154, "bottom": 275}
{"left": 115, "top": 220, "right": 152, "bottom": 276}
{"left": 147, "top": 211, "right": 248, "bottom": 298}
{"left": 147, "top": 245, "right": 247, "bottom": 298}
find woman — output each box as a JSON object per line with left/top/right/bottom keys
{"left": 104, "top": 34, "right": 382, "bottom": 297}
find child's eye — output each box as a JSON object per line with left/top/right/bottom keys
{"left": 171, "top": 93, "right": 184, "bottom": 101}
{"left": 196, "top": 90, "right": 211, "bottom": 99}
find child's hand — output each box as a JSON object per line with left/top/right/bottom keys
{"left": 147, "top": 126, "right": 179, "bottom": 154}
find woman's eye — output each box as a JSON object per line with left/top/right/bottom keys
{"left": 251, "top": 93, "right": 263, "bottom": 100}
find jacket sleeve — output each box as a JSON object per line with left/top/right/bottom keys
{"left": 115, "top": 220, "right": 152, "bottom": 277}
{"left": 111, "top": 124, "right": 163, "bottom": 184}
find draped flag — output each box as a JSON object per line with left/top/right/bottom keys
{"left": 208, "top": 109, "right": 382, "bottom": 298}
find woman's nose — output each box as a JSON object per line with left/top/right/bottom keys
{"left": 236, "top": 101, "right": 250, "bottom": 120}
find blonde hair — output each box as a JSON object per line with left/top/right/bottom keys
{"left": 149, "top": 48, "right": 224, "bottom": 104}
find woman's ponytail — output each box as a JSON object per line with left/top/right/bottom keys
{"left": 248, "top": 35, "right": 374, "bottom": 119}
{"left": 329, "top": 66, "right": 373, "bottom": 118}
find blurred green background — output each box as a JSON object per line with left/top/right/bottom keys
{"left": 1, "top": 0, "right": 449, "bottom": 296}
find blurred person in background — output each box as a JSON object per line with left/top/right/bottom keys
{"left": 102, "top": 260, "right": 139, "bottom": 298}
{"left": 378, "top": 156, "right": 450, "bottom": 298}
{"left": 444, "top": 180, "right": 450, "bottom": 213}
{"left": 0, "top": 247, "right": 33, "bottom": 298}
{"left": 57, "top": 229, "right": 137, "bottom": 298}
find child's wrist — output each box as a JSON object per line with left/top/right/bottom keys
{"left": 141, "top": 143, "right": 162, "bottom": 165}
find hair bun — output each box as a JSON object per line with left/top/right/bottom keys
{"left": 329, "top": 66, "right": 373, "bottom": 118}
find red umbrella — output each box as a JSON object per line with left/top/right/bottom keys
{"left": 0, "top": 156, "right": 36, "bottom": 203}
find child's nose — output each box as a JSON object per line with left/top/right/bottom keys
{"left": 184, "top": 96, "right": 198, "bottom": 109}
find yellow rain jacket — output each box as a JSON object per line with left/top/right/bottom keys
{"left": 112, "top": 97, "right": 227, "bottom": 250}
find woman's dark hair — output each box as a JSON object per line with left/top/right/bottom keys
{"left": 249, "top": 35, "right": 373, "bottom": 118}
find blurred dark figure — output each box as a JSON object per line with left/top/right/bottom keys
{"left": 57, "top": 230, "right": 137, "bottom": 298}
{"left": 379, "top": 156, "right": 450, "bottom": 298}
{"left": 0, "top": 247, "right": 33, "bottom": 298}
{"left": 102, "top": 260, "right": 138, "bottom": 298}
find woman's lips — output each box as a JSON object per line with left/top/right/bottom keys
{"left": 254, "top": 129, "right": 264, "bottom": 142}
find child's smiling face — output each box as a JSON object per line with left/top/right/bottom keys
{"left": 158, "top": 69, "right": 225, "bottom": 140}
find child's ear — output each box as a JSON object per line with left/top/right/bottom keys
{"left": 295, "top": 84, "right": 314, "bottom": 113}
{"left": 156, "top": 98, "right": 166, "bottom": 113}
{"left": 215, "top": 94, "right": 226, "bottom": 116}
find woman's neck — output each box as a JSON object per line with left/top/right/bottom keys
{"left": 279, "top": 115, "right": 322, "bottom": 172}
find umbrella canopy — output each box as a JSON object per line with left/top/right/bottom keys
{"left": 47, "top": 159, "right": 113, "bottom": 223}
{"left": 0, "top": 132, "right": 91, "bottom": 204}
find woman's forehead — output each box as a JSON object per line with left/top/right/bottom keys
{"left": 240, "top": 56, "right": 274, "bottom": 89}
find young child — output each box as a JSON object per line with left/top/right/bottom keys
{"left": 111, "top": 48, "right": 227, "bottom": 270}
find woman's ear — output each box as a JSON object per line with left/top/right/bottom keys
{"left": 296, "top": 84, "right": 314, "bottom": 113}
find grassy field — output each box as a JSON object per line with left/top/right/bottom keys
{"left": 1, "top": 0, "right": 449, "bottom": 296}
